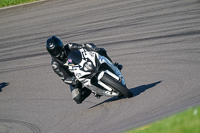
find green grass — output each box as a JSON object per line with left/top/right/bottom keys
{"left": 0, "top": 0, "right": 39, "bottom": 8}
{"left": 124, "top": 105, "right": 200, "bottom": 133}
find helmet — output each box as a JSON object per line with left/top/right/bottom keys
{"left": 46, "top": 36, "right": 64, "bottom": 57}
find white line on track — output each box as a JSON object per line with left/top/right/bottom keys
{"left": 0, "top": 0, "right": 48, "bottom": 10}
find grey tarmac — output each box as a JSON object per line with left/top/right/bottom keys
{"left": 0, "top": 0, "right": 200, "bottom": 133}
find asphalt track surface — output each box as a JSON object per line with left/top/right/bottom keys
{"left": 0, "top": 0, "right": 200, "bottom": 133}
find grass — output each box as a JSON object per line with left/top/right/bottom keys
{"left": 124, "top": 105, "right": 200, "bottom": 133}
{"left": 0, "top": 0, "right": 39, "bottom": 8}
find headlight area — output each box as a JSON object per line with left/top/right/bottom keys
{"left": 83, "top": 55, "right": 100, "bottom": 73}
{"left": 84, "top": 62, "right": 93, "bottom": 71}
{"left": 83, "top": 61, "right": 97, "bottom": 73}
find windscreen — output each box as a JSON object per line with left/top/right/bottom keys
{"left": 68, "top": 50, "right": 82, "bottom": 65}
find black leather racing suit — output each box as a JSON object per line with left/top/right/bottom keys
{"left": 51, "top": 43, "right": 112, "bottom": 104}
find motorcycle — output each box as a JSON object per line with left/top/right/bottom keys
{"left": 66, "top": 48, "right": 133, "bottom": 98}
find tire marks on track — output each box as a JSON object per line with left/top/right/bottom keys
{"left": 0, "top": 119, "right": 40, "bottom": 133}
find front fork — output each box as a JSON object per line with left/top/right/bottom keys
{"left": 97, "top": 70, "right": 120, "bottom": 97}
{"left": 99, "top": 56, "right": 126, "bottom": 86}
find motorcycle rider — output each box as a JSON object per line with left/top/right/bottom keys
{"left": 46, "top": 36, "right": 123, "bottom": 104}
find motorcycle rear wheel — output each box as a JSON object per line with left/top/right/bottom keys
{"left": 100, "top": 73, "right": 133, "bottom": 98}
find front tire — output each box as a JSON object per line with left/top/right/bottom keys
{"left": 100, "top": 73, "right": 133, "bottom": 98}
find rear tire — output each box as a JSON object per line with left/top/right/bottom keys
{"left": 100, "top": 73, "right": 133, "bottom": 98}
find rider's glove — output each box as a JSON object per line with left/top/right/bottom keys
{"left": 84, "top": 43, "right": 107, "bottom": 53}
{"left": 71, "top": 76, "right": 80, "bottom": 87}
{"left": 84, "top": 43, "right": 98, "bottom": 51}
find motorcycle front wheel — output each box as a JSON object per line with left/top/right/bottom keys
{"left": 100, "top": 73, "right": 133, "bottom": 98}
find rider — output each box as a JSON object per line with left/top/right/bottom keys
{"left": 46, "top": 36, "right": 123, "bottom": 104}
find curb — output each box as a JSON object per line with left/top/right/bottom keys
{"left": 0, "top": 0, "right": 48, "bottom": 10}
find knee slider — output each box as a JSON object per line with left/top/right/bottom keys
{"left": 73, "top": 95, "right": 82, "bottom": 104}
{"left": 71, "top": 89, "right": 82, "bottom": 104}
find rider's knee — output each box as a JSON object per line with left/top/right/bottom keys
{"left": 71, "top": 88, "right": 82, "bottom": 104}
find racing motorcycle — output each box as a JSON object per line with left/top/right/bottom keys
{"left": 66, "top": 48, "right": 133, "bottom": 98}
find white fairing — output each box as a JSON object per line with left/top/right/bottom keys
{"left": 66, "top": 48, "right": 126, "bottom": 97}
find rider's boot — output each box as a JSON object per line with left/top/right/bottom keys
{"left": 71, "top": 86, "right": 91, "bottom": 104}
{"left": 80, "top": 87, "right": 91, "bottom": 102}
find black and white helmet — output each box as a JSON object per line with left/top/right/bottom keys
{"left": 46, "top": 36, "right": 64, "bottom": 57}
